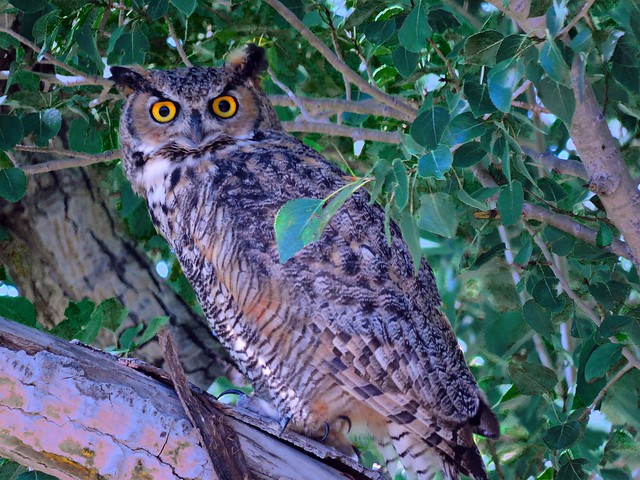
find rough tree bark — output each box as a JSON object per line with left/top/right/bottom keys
{"left": 0, "top": 317, "right": 381, "bottom": 480}
{"left": 0, "top": 159, "right": 229, "bottom": 388}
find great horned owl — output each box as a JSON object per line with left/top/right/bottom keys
{"left": 111, "top": 44, "right": 499, "bottom": 480}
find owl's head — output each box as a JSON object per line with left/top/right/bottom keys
{"left": 111, "top": 44, "right": 281, "bottom": 190}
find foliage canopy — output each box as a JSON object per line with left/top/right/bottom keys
{"left": 0, "top": 0, "right": 639, "bottom": 479}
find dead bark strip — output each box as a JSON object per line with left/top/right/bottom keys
{"left": 0, "top": 317, "right": 382, "bottom": 480}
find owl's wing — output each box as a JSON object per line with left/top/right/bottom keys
{"left": 194, "top": 139, "right": 497, "bottom": 439}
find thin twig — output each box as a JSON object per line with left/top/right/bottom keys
{"left": 577, "top": 362, "right": 633, "bottom": 421}
{"left": 524, "top": 222, "right": 640, "bottom": 371}
{"left": 261, "top": 0, "right": 418, "bottom": 120}
{"left": 0, "top": 27, "right": 112, "bottom": 87}
{"left": 282, "top": 121, "right": 402, "bottom": 144}
{"left": 511, "top": 100, "right": 551, "bottom": 115}
{"left": 559, "top": 0, "right": 596, "bottom": 38}
{"left": 0, "top": 70, "right": 106, "bottom": 87}
{"left": 323, "top": 7, "right": 349, "bottom": 124}
{"left": 15, "top": 147, "right": 120, "bottom": 175}
{"left": 428, "top": 39, "right": 460, "bottom": 93}
{"left": 165, "top": 15, "right": 193, "bottom": 67}
{"left": 267, "top": 67, "right": 312, "bottom": 120}
{"left": 268, "top": 95, "right": 408, "bottom": 121}
{"left": 511, "top": 80, "right": 531, "bottom": 100}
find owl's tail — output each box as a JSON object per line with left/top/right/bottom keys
{"left": 383, "top": 400, "right": 498, "bottom": 480}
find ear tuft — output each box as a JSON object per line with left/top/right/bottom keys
{"left": 110, "top": 66, "right": 147, "bottom": 94}
{"left": 225, "top": 43, "right": 268, "bottom": 79}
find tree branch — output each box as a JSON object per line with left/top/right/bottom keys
{"left": 15, "top": 147, "right": 121, "bottom": 175}
{"left": 521, "top": 147, "right": 588, "bottom": 179}
{"left": 471, "top": 165, "right": 630, "bottom": 260}
{"left": 165, "top": 15, "right": 193, "bottom": 67}
{"left": 0, "top": 27, "right": 112, "bottom": 87}
{"left": 0, "top": 318, "right": 381, "bottom": 480}
{"left": 269, "top": 95, "right": 409, "bottom": 121}
{"left": 524, "top": 223, "right": 640, "bottom": 371}
{"left": 261, "top": 0, "right": 418, "bottom": 121}
{"left": 282, "top": 121, "right": 402, "bottom": 144}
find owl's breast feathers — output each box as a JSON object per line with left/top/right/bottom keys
{"left": 144, "top": 129, "right": 498, "bottom": 478}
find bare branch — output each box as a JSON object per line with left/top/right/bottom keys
{"left": 0, "top": 27, "right": 112, "bottom": 87}
{"left": 261, "top": 0, "right": 418, "bottom": 120}
{"left": 0, "top": 318, "right": 381, "bottom": 480}
{"left": 471, "top": 165, "right": 630, "bottom": 260}
{"left": 282, "top": 121, "right": 402, "bottom": 144}
{"left": 559, "top": 0, "right": 596, "bottom": 38}
{"left": 521, "top": 147, "right": 588, "bottom": 178}
{"left": 525, "top": 222, "right": 640, "bottom": 371}
{"left": 165, "top": 15, "right": 193, "bottom": 67}
{"left": 578, "top": 362, "right": 634, "bottom": 421}
{"left": 0, "top": 70, "right": 107, "bottom": 87}
{"left": 268, "top": 67, "right": 312, "bottom": 120}
{"left": 269, "top": 95, "right": 408, "bottom": 121}
{"left": 428, "top": 39, "right": 460, "bottom": 93}
{"left": 15, "top": 147, "right": 120, "bottom": 175}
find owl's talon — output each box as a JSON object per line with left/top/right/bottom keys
{"left": 318, "top": 421, "right": 331, "bottom": 443}
{"left": 338, "top": 415, "right": 352, "bottom": 434}
{"left": 279, "top": 414, "right": 292, "bottom": 436}
{"left": 215, "top": 388, "right": 247, "bottom": 401}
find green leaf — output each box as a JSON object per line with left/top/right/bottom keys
{"left": 0, "top": 297, "right": 36, "bottom": 327}
{"left": 418, "top": 192, "right": 458, "bottom": 238}
{"left": 540, "top": 37, "right": 571, "bottom": 86}
{"left": 399, "top": 211, "right": 422, "bottom": 273}
{"left": 0, "top": 115, "right": 24, "bottom": 150}
{"left": 497, "top": 180, "right": 523, "bottom": 227}
{"left": 557, "top": 459, "right": 589, "bottom": 480}
{"left": 111, "top": 31, "right": 149, "bottom": 65}
{"left": 589, "top": 281, "right": 630, "bottom": 310}
{"left": 463, "top": 81, "right": 497, "bottom": 117}
{"left": 544, "top": 226, "right": 575, "bottom": 256}
{"left": 118, "top": 324, "right": 144, "bottom": 351}
{"left": 410, "top": 106, "right": 450, "bottom": 149}
{"left": 600, "top": 469, "right": 631, "bottom": 480}
{"left": 274, "top": 198, "right": 323, "bottom": 263}
{"left": 596, "top": 222, "right": 613, "bottom": 247}
{"left": 538, "top": 177, "right": 567, "bottom": 203}
{"left": 537, "top": 468, "right": 555, "bottom": 480}
{"left": 514, "top": 238, "right": 533, "bottom": 265}
{"left": 21, "top": 109, "right": 62, "bottom": 147}
{"left": 523, "top": 300, "right": 554, "bottom": 340}
{"left": 418, "top": 145, "right": 452, "bottom": 179}
{"left": 532, "top": 277, "right": 565, "bottom": 313}
{"left": 441, "top": 112, "right": 487, "bottom": 145}
{"left": 464, "top": 30, "right": 504, "bottom": 66}
{"left": 16, "top": 471, "right": 59, "bottom": 480}
{"left": 96, "top": 298, "right": 128, "bottom": 332}
{"left": 599, "top": 315, "right": 633, "bottom": 338}
{"left": 0, "top": 168, "right": 27, "bottom": 203}
{"left": 69, "top": 118, "right": 102, "bottom": 154}
{"left": 137, "top": 316, "right": 169, "bottom": 345}
{"left": 612, "top": 34, "right": 640, "bottom": 92}
{"left": 365, "top": 18, "right": 396, "bottom": 45}
{"left": 509, "top": 360, "right": 558, "bottom": 395}
{"left": 10, "top": 0, "right": 46, "bottom": 12}
{"left": 546, "top": 1, "right": 568, "bottom": 38}
{"left": 388, "top": 159, "right": 409, "bottom": 210}
{"left": 148, "top": 0, "right": 169, "bottom": 18}
{"left": 585, "top": 343, "right": 623, "bottom": 381}
{"left": 398, "top": 1, "right": 431, "bottom": 53}
{"left": 50, "top": 299, "right": 96, "bottom": 341}
{"left": 496, "top": 34, "right": 531, "bottom": 63}
{"left": 487, "top": 59, "right": 525, "bottom": 112}
{"left": 544, "top": 421, "right": 582, "bottom": 450}
{"left": 537, "top": 76, "right": 575, "bottom": 125}
{"left": 571, "top": 29, "right": 593, "bottom": 53}
{"left": 457, "top": 189, "right": 489, "bottom": 211}
{"left": 392, "top": 45, "right": 418, "bottom": 77}
{"left": 452, "top": 142, "right": 486, "bottom": 168}
{"left": 369, "top": 160, "right": 392, "bottom": 203}
{"left": 171, "top": 0, "right": 196, "bottom": 16}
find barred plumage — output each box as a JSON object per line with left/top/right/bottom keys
{"left": 112, "top": 43, "right": 499, "bottom": 480}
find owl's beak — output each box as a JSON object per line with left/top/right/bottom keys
{"left": 189, "top": 110, "right": 204, "bottom": 145}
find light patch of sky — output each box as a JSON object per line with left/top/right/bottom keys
{"left": 481, "top": 2, "right": 498, "bottom": 13}
{"left": 155, "top": 260, "right": 170, "bottom": 278}
{"left": 353, "top": 139, "right": 365, "bottom": 156}
{"left": 0, "top": 283, "right": 19, "bottom": 297}
{"left": 324, "top": 0, "right": 354, "bottom": 19}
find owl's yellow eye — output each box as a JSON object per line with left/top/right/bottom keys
{"left": 150, "top": 100, "right": 178, "bottom": 123}
{"left": 211, "top": 95, "right": 237, "bottom": 118}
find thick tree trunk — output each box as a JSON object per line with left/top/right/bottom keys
{"left": 0, "top": 158, "right": 228, "bottom": 388}
{"left": 0, "top": 317, "right": 380, "bottom": 480}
